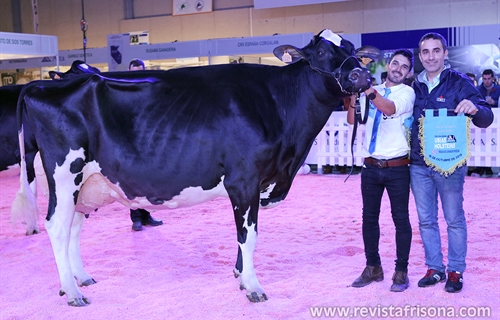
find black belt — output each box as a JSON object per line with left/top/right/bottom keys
{"left": 364, "top": 157, "right": 410, "bottom": 168}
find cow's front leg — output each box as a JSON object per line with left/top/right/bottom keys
{"left": 69, "top": 212, "right": 96, "bottom": 287}
{"left": 47, "top": 149, "right": 90, "bottom": 306}
{"left": 46, "top": 204, "right": 89, "bottom": 306}
{"left": 231, "top": 193, "right": 267, "bottom": 302}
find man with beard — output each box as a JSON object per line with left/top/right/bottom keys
{"left": 347, "top": 49, "right": 415, "bottom": 292}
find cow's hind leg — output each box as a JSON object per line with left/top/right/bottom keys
{"left": 25, "top": 153, "right": 40, "bottom": 235}
{"left": 229, "top": 191, "right": 267, "bottom": 302}
{"left": 69, "top": 212, "right": 96, "bottom": 287}
{"left": 24, "top": 178, "right": 40, "bottom": 235}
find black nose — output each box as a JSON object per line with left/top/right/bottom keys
{"left": 349, "top": 68, "right": 371, "bottom": 84}
{"left": 348, "top": 68, "right": 372, "bottom": 92}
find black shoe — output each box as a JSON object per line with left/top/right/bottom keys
{"left": 352, "top": 266, "right": 384, "bottom": 288}
{"left": 142, "top": 216, "right": 163, "bottom": 227}
{"left": 418, "top": 269, "right": 446, "bottom": 287}
{"left": 132, "top": 221, "right": 143, "bottom": 231}
{"left": 445, "top": 271, "right": 463, "bottom": 293}
{"left": 390, "top": 271, "right": 409, "bottom": 292}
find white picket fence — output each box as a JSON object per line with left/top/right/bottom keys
{"left": 306, "top": 109, "right": 499, "bottom": 174}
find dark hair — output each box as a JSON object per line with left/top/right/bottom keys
{"left": 128, "top": 58, "right": 145, "bottom": 70}
{"left": 482, "top": 69, "right": 494, "bottom": 77}
{"left": 391, "top": 49, "right": 414, "bottom": 71}
{"left": 465, "top": 72, "right": 476, "bottom": 79}
{"left": 418, "top": 32, "right": 447, "bottom": 52}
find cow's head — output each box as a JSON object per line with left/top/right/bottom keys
{"left": 49, "top": 60, "right": 101, "bottom": 80}
{"left": 273, "top": 29, "right": 372, "bottom": 95}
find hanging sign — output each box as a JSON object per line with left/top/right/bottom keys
{"left": 173, "top": 0, "right": 213, "bottom": 16}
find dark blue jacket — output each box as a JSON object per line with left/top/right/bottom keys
{"left": 410, "top": 68, "right": 494, "bottom": 165}
{"left": 477, "top": 82, "right": 500, "bottom": 108}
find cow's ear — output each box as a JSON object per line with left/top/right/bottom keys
{"left": 49, "top": 71, "right": 63, "bottom": 80}
{"left": 341, "top": 39, "right": 356, "bottom": 55}
{"left": 355, "top": 45, "right": 381, "bottom": 62}
{"left": 273, "top": 45, "right": 304, "bottom": 64}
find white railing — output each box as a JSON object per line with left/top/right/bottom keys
{"left": 306, "top": 109, "right": 499, "bottom": 174}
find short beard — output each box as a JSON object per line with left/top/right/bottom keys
{"left": 387, "top": 73, "right": 405, "bottom": 85}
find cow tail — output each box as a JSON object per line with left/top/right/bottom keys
{"left": 11, "top": 96, "right": 39, "bottom": 235}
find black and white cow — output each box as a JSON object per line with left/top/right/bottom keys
{"left": 1, "top": 61, "right": 101, "bottom": 235}
{"left": 0, "top": 85, "right": 27, "bottom": 177}
{"left": 12, "top": 30, "right": 371, "bottom": 306}
{"left": 1, "top": 85, "right": 40, "bottom": 234}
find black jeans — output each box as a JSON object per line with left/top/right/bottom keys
{"left": 361, "top": 163, "right": 412, "bottom": 272}
{"left": 130, "top": 209, "right": 151, "bottom": 222}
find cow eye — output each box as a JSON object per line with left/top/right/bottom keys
{"left": 318, "top": 49, "right": 324, "bottom": 57}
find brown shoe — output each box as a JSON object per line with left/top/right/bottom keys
{"left": 352, "top": 265, "right": 384, "bottom": 288}
{"left": 390, "top": 271, "right": 409, "bottom": 292}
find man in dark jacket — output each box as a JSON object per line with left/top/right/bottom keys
{"left": 410, "top": 33, "right": 493, "bottom": 293}
{"left": 469, "top": 69, "right": 499, "bottom": 177}
{"left": 477, "top": 69, "right": 499, "bottom": 108}
{"left": 128, "top": 58, "right": 164, "bottom": 231}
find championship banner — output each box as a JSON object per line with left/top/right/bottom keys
{"left": 418, "top": 108, "right": 471, "bottom": 176}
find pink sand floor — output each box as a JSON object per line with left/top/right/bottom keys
{"left": 0, "top": 173, "right": 499, "bottom": 319}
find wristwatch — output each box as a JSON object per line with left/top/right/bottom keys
{"left": 367, "top": 91, "right": 377, "bottom": 101}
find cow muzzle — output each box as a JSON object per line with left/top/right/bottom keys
{"left": 347, "top": 67, "right": 372, "bottom": 93}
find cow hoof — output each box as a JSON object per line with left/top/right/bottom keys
{"left": 247, "top": 292, "right": 268, "bottom": 303}
{"left": 233, "top": 268, "right": 241, "bottom": 278}
{"left": 67, "top": 297, "right": 90, "bottom": 307}
{"left": 60, "top": 290, "right": 90, "bottom": 307}
{"left": 80, "top": 278, "right": 97, "bottom": 287}
{"left": 25, "top": 228, "right": 39, "bottom": 236}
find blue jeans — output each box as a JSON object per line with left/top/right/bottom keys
{"left": 361, "top": 163, "right": 411, "bottom": 272}
{"left": 410, "top": 164, "right": 467, "bottom": 273}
